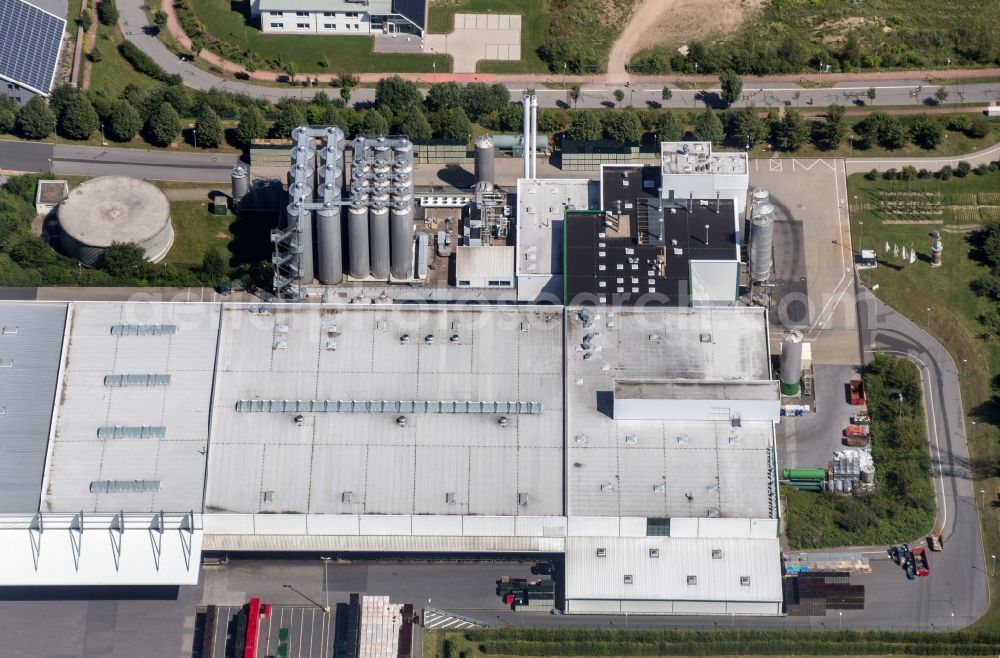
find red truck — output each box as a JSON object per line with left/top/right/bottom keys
{"left": 911, "top": 546, "right": 930, "bottom": 577}
{"left": 849, "top": 380, "right": 866, "bottom": 405}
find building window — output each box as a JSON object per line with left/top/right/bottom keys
{"left": 345, "top": 11, "right": 359, "bottom": 17}
{"left": 596, "top": 547, "right": 607, "bottom": 557}
{"left": 457, "top": 280, "right": 470, "bottom": 286}
{"left": 322, "top": 11, "right": 334, "bottom": 15}
{"left": 268, "top": 10, "right": 282, "bottom": 15}
{"left": 649, "top": 548, "right": 659, "bottom": 558}
{"left": 269, "top": 22, "right": 283, "bottom": 28}
{"left": 323, "top": 23, "right": 334, "bottom": 28}
{"left": 687, "top": 575, "right": 697, "bottom": 585}
{"left": 296, "top": 22, "right": 309, "bottom": 28}
{"left": 295, "top": 10, "right": 308, "bottom": 15}
{"left": 712, "top": 549, "right": 723, "bottom": 559}
{"left": 623, "top": 574, "right": 633, "bottom": 584}
{"left": 740, "top": 576, "right": 751, "bottom": 586}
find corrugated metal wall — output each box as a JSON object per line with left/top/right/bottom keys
{"left": 0, "top": 303, "right": 67, "bottom": 512}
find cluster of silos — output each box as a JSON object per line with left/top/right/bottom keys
{"left": 286, "top": 128, "right": 316, "bottom": 282}
{"left": 749, "top": 187, "right": 775, "bottom": 283}
{"left": 317, "top": 127, "right": 345, "bottom": 284}
{"left": 779, "top": 329, "right": 804, "bottom": 396}
{"left": 347, "top": 136, "right": 415, "bottom": 281}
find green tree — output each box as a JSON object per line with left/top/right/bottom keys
{"left": 144, "top": 102, "right": 180, "bottom": 146}
{"left": 433, "top": 108, "right": 471, "bottom": 140}
{"left": 272, "top": 99, "right": 306, "bottom": 137}
{"left": 105, "top": 99, "right": 142, "bottom": 142}
{"left": 97, "top": 0, "right": 118, "bottom": 25}
{"left": 398, "top": 111, "right": 432, "bottom": 140}
{"left": 655, "top": 111, "right": 684, "bottom": 141}
{"left": 283, "top": 62, "right": 298, "bottom": 83}
{"left": 0, "top": 97, "right": 15, "bottom": 134}
{"left": 813, "top": 104, "right": 846, "bottom": 150}
{"left": 89, "top": 47, "right": 103, "bottom": 63}
{"left": 692, "top": 109, "right": 724, "bottom": 144}
{"left": 359, "top": 108, "right": 389, "bottom": 135}
{"left": 200, "top": 248, "right": 227, "bottom": 283}
{"left": 774, "top": 109, "right": 810, "bottom": 152}
{"left": 234, "top": 106, "right": 266, "bottom": 145}
{"left": 661, "top": 86, "right": 672, "bottom": 104}
{"left": 336, "top": 72, "right": 359, "bottom": 89}
{"left": 910, "top": 116, "right": 944, "bottom": 150}
{"left": 153, "top": 10, "right": 167, "bottom": 28}
{"left": 58, "top": 93, "right": 99, "bottom": 140}
{"left": 425, "top": 82, "right": 462, "bottom": 112}
{"left": 612, "top": 89, "right": 625, "bottom": 107}
{"left": 15, "top": 96, "right": 55, "bottom": 140}
{"left": 866, "top": 87, "right": 877, "bottom": 103}
{"left": 568, "top": 84, "right": 581, "bottom": 108}
{"left": 537, "top": 109, "right": 568, "bottom": 134}
{"left": 340, "top": 87, "right": 352, "bottom": 106}
{"left": 102, "top": 241, "right": 148, "bottom": 279}
{"left": 719, "top": 69, "right": 742, "bottom": 107}
{"left": 602, "top": 112, "right": 643, "bottom": 143}
{"left": 79, "top": 8, "right": 92, "bottom": 31}
{"left": 728, "top": 107, "right": 766, "bottom": 148}
{"left": 375, "top": 75, "right": 422, "bottom": 119}
{"left": 461, "top": 83, "right": 509, "bottom": 122}
{"left": 856, "top": 111, "right": 907, "bottom": 149}
{"left": 934, "top": 87, "right": 949, "bottom": 104}
{"left": 195, "top": 106, "right": 223, "bottom": 148}
{"left": 568, "top": 111, "right": 602, "bottom": 141}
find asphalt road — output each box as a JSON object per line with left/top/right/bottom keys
{"left": 116, "top": 0, "right": 1000, "bottom": 109}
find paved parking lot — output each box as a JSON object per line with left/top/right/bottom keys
{"left": 778, "top": 364, "right": 863, "bottom": 471}
{"left": 424, "top": 14, "right": 522, "bottom": 73}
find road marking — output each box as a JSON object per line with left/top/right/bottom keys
{"left": 769, "top": 160, "right": 783, "bottom": 172}
{"left": 806, "top": 159, "right": 850, "bottom": 337}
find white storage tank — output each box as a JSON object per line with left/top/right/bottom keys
{"left": 58, "top": 176, "right": 173, "bottom": 267}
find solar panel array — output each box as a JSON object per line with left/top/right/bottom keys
{"left": 0, "top": 0, "right": 66, "bottom": 95}
{"left": 235, "top": 399, "right": 543, "bottom": 414}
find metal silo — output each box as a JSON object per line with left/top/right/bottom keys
{"left": 390, "top": 201, "right": 414, "bottom": 279}
{"left": 289, "top": 180, "right": 315, "bottom": 283}
{"left": 474, "top": 135, "right": 495, "bottom": 187}
{"left": 316, "top": 201, "right": 342, "bottom": 284}
{"left": 779, "top": 330, "right": 804, "bottom": 396}
{"left": 347, "top": 203, "right": 370, "bottom": 279}
{"left": 750, "top": 202, "right": 775, "bottom": 283}
{"left": 369, "top": 203, "right": 391, "bottom": 279}
{"left": 751, "top": 187, "right": 769, "bottom": 207}
{"left": 231, "top": 165, "right": 249, "bottom": 208}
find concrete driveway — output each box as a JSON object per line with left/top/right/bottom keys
{"left": 425, "top": 13, "right": 522, "bottom": 73}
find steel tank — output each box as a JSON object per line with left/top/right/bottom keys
{"left": 390, "top": 201, "right": 414, "bottom": 279}
{"left": 231, "top": 165, "right": 249, "bottom": 208}
{"left": 316, "top": 201, "right": 342, "bottom": 284}
{"left": 780, "top": 330, "right": 804, "bottom": 396}
{"left": 474, "top": 135, "right": 495, "bottom": 186}
{"left": 369, "top": 203, "right": 391, "bottom": 279}
{"left": 751, "top": 187, "right": 769, "bottom": 206}
{"left": 347, "top": 204, "right": 370, "bottom": 279}
{"left": 289, "top": 180, "right": 315, "bottom": 282}
{"left": 750, "top": 202, "right": 775, "bottom": 283}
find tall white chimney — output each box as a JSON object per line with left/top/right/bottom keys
{"left": 530, "top": 95, "right": 538, "bottom": 179}
{"left": 522, "top": 95, "right": 531, "bottom": 179}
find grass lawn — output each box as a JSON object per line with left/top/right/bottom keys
{"left": 88, "top": 25, "right": 160, "bottom": 97}
{"left": 427, "top": 0, "right": 550, "bottom": 74}
{"left": 164, "top": 201, "right": 274, "bottom": 270}
{"left": 189, "top": 0, "right": 449, "bottom": 73}
{"left": 847, "top": 169, "right": 1000, "bottom": 627}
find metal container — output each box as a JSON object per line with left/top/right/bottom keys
{"left": 390, "top": 202, "right": 414, "bottom": 279}
{"left": 415, "top": 232, "right": 429, "bottom": 279}
{"left": 750, "top": 202, "right": 775, "bottom": 282}
{"left": 781, "top": 468, "right": 826, "bottom": 481}
{"left": 475, "top": 135, "right": 495, "bottom": 186}
{"left": 316, "top": 202, "right": 342, "bottom": 284}
{"left": 780, "top": 330, "right": 804, "bottom": 396}
{"left": 231, "top": 165, "right": 249, "bottom": 208}
{"left": 751, "top": 187, "right": 769, "bottom": 206}
{"left": 369, "top": 204, "right": 391, "bottom": 279}
{"left": 859, "top": 463, "right": 875, "bottom": 484}
{"left": 347, "top": 204, "right": 370, "bottom": 279}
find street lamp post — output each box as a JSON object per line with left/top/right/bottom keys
{"left": 926, "top": 307, "right": 932, "bottom": 327}
{"left": 972, "top": 420, "right": 977, "bottom": 442}
{"left": 980, "top": 488, "right": 986, "bottom": 510}
{"left": 992, "top": 554, "right": 997, "bottom": 576}
{"left": 320, "top": 556, "right": 331, "bottom": 614}
{"left": 100, "top": 123, "right": 106, "bottom": 145}
{"left": 193, "top": 128, "right": 197, "bottom": 149}
{"left": 432, "top": 61, "right": 436, "bottom": 82}
{"left": 963, "top": 358, "right": 968, "bottom": 376}
{"left": 897, "top": 392, "right": 904, "bottom": 418}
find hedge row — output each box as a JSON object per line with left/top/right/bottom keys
{"left": 476, "top": 640, "right": 1000, "bottom": 656}
{"left": 117, "top": 41, "right": 181, "bottom": 85}
{"left": 464, "top": 629, "right": 1000, "bottom": 644}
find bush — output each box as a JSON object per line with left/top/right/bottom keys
{"left": 568, "top": 111, "right": 602, "bottom": 141}
{"left": 58, "top": 93, "right": 99, "bottom": 140}
{"left": 15, "top": 96, "right": 55, "bottom": 140}
{"left": 0, "top": 98, "right": 15, "bottom": 134}
{"left": 145, "top": 102, "right": 181, "bottom": 146}
{"left": 967, "top": 121, "right": 990, "bottom": 139}
{"left": 974, "top": 163, "right": 990, "bottom": 176}
{"left": 955, "top": 160, "right": 972, "bottom": 178}
{"left": 117, "top": 41, "right": 181, "bottom": 84}
{"left": 947, "top": 115, "right": 971, "bottom": 132}
{"left": 935, "top": 165, "right": 953, "bottom": 180}
{"left": 88, "top": 47, "right": 103, "bottom": 63}
{"left": 96, "top": 0, "right": 118, "bottom": 25}
{"left": 917, "top": 168, "right": 931, "bottom": 179}
{"left": 602, "top": 111, "right": 643, "bottom": 143}
{"left": 194, "top": 106, "right": 223, "bottom": 148}
{"left": 882, "top": 168, "right": 897, "bottom": 181}
{"left": 864, "top": 168, "right": 879, "bottom": 181}
{"left": 79, "top": 8, "right": 92, "bottom": 31}
{"left": 106, "top": 100, "right": 141, "bottom": 142}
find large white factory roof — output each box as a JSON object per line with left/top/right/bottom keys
{"left": 516, "top": 178, "right": 593, "bottom": 278}
{"left": 564, "top": 306, "right": 778, "bottom": 519}
{"left": 206, "top": 304, "right": 564, "bottom": 516}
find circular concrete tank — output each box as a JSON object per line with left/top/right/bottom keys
{"left": 58, "top": 176, "right": 173, "bottom": 267}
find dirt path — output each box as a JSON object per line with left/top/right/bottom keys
{"left": 606, "top": 0, "right": 765, "bottom": 77}
{"left": 79, "top": 1, "right": 100, "bottom": 90}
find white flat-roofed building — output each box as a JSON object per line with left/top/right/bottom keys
{"left": 660, "top": 141, "right": 749, "bottom": 214}
{"left": 455, "top": 245, "right": 515, "bottom": 289}
{"left": 515, "top": 178, "right": 593, "bottom": 301}
{"left": 251, "top": 0, "right": 426, "bottom": 35}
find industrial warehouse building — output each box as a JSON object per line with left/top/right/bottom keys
{"left": 0, "top": 299, "right": 782, "bottom": 615}
{"left": 250, "top": 0, "right": 426, "bottom": 35}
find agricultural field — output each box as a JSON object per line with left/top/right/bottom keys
{"left": 629, "top": 0, "right": 1000, "bottom": 75}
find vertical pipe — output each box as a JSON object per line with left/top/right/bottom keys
{"left": 522, "top": 96, "right": 530, "bottom": 179}
{"left": 530, "top": 95, "right": 538, "bottom": 179}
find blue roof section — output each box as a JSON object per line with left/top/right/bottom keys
{"left": 0, "top": 303, "right": 67, "bottom": 513}
{"left": 0, "top": 0, "right": 66, "bottom": 95}
{"left": 393, "top": 0, "right": 426, "bottom": 31}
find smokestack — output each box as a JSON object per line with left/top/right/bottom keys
{"left": 530, "top": 95, "right": 539, "bottom": 179}
{"left": 688, "top": 192, "right": 692, "bottom": 213}
{"left": 522, "top": 96, "right": 531, "bottom": 180}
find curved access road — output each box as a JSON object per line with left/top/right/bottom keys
{"left": 855, "top": 286, "right": 989, "bottom": 628}
{"left": 846, "top": 141, "right": 1000, "bottom": 174}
